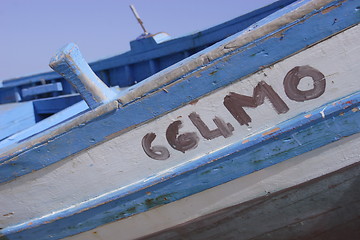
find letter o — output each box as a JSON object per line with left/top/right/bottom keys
{"left": 283, "top": 65, "right": 326, "bottom": 102}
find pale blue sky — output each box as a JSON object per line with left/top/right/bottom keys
{"left": 0, "top": 0, "right": 277, "bottom": 81}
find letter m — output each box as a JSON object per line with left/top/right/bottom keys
{"left": 223, "top": 81, "right": 289, "bottom": 126}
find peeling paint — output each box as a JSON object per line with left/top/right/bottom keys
{"left": 209, "top": 70, "right": 218, "bottom": 75}
{"left": 2, "top": 213, "right": 13, "bottom": 217}
{"left": 320, "top": 107, "right": 327, "bottom": 118}
{"left": 262, "top": 128, "right": 280, "bottom": 136}
{"left": 321, "top": 4, "right": 340, "bottom": 14}
{"left": 189, "top": 99, "right": 199, "bottom": 105}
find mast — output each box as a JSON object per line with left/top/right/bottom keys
{"left": 129, "top": 5, "right": 149, "bottom": 35}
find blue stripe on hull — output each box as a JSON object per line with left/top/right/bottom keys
{"left": 0, "top": 0, "right": 359, "bottom": 184}
{"left": 1, "top": 91, "right": 360, "bottom": 240}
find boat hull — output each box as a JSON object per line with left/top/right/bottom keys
{"left": 0, "top": 0, "right": 359, "bottom": 239}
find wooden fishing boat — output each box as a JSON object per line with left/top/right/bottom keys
{"left": 0, "top": 0, "right": 359, "bottom": 239}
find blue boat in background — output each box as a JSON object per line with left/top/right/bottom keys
{"left": 0, "top": 0, "right": 359, "bottom": 239}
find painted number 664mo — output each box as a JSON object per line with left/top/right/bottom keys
{"left": 142, "top": 65, "right": 326, "bottom": 160}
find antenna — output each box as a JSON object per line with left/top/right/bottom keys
{"left": 130, "top": 5, "right": 148, "bottom": 35}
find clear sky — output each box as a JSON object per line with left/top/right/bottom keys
{"left": 0, "top": 0, "right": 277, "bottom": 81}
